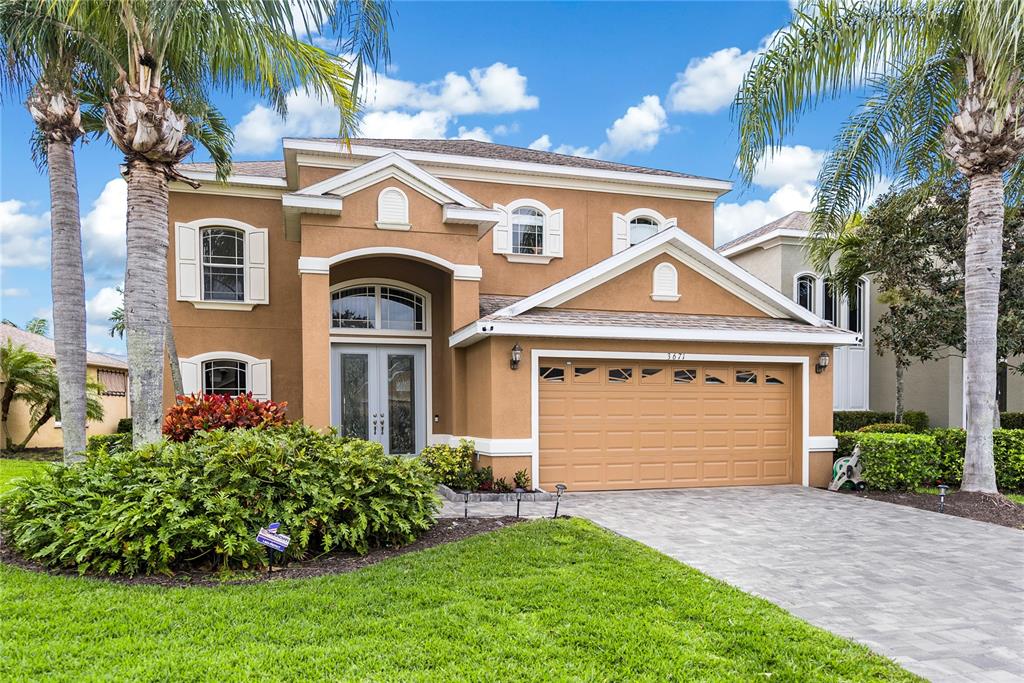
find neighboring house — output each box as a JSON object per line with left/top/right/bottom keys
{"left": 719, "top": 211, "right": 1023, "bottom": 427}
{"left": 0, "top": 323, "right": 129, "bottom": 449}
{"left": 170, "top": 138, "right": 858, "bottom": 491}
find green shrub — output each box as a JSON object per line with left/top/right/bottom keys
{"left": 994, "top": 430, "right": 1024, "bottom": 491}
{"left": 833, "top": 410, "right": 929, "bottom": 432}
{"left": 0, "top": 425, "right": 440, "bottom": 575}
{"left": 856, "top": 422, "right": 915, "bottom": 434}
{"left": 1001, "top": 412, "right": 1024, "bottom": 430}
{"left": 85, "top": 433, "right": 131, "bottom": 457}
{"left": 115, "top": 418, "right": 132, "bottom": 434}
{"left": 418, "top": 439, "right": 478, "bottom": 490}
{"left": 834, "top": 432, "right": 858, "bottom": 459}
{"left": 513, "top": 468, "right": 530, "bottom": 490}
{"left": 855, "top": 433, "right": 937, "bottom": 491}
{"left": 928, "top": 428, "right": 967, "bottom": 486}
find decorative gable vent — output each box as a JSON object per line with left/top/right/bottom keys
{"left": 651, "top": 262, "right": 680, "bottom": 301}
{"left": 377, "top": 187, "right": 410, "bottom": 229}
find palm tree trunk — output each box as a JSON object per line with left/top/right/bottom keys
{"left": 13, "top": 403, "right": 54, "bottom": 452}
{"left": 46, "top": 138, "right": 88, "bottom": 464}
{"left": 124, "top": 158, "right": 169, "bottom": 446}
{"left": 894, "top": 362, "right": 905, "bottom": 423}
{"left": 166, "top": 322, "right": 183, "bottom": 397}
{"left": 961, "top": 171, "right": 1002, "bottom": 492}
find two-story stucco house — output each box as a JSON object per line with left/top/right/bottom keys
{"left": 719, "top": 211, "right": 1024, "bottom": 426}
{"left": 169, "top": 139, "right": 858, "bottom": 491}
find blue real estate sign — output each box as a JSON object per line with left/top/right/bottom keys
{"left": 256, "top": 524, "right": 290, "bottom": 553}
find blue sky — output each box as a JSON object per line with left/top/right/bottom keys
{"left": 0, "top": 1, "right": 867, "bottom": 354}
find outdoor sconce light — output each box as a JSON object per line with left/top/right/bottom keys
{"left": 461, "top": 490, "right": 471, "bottom": 519}
{"left": 553, "top": 483, "right": 567, "bottom": 518}
{"left": 514, "top": 487, "right": 525, "bottom": 518}
{"left": 938, "top": 484, "right": 949, "bottom": 512}
{"left": 815, "top": 351, "right": 831, "bottom": 374}
{"left": 510, "top": 343, "right": 523, "bottom": 370}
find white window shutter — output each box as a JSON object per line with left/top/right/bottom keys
{"left": 378, "top": 188, "right": 409, "bottom": 225}
{"left": 175, "top": 223, "right": 200, "bottom": 301}
{"left": 246, "top": 228, "right": 269, "bottom": 304}
{"left": 652, "top": 263, "right": 680, "bottom": 301}
{"left": 249, "top": 359, "right": 271, "bottom": 400}
{"left": 492, "top": 203, "right": 511, "bottom": 253}
{"left": 611, "top": 213, "right": 629, "bottom": 254}
{"left": 546, "top": 209, "right": 564, "bottom": 258}
{"left": 180, "top": 359, "right": 201, "bottom": 396}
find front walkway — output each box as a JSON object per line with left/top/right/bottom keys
{"left": 442, "top": 486, "right": 1024, "bottom": 682}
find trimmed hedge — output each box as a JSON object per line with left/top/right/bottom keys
{"left": 0, "top": 425, "right": 440, "bottom": 575}
{"left": 418, "top": 439, "right": 478, "bottom": 490}
{"left": 1002, "top": 413, "right": 1024, "bottom": 430}
{"left": 115, "top": 418, "right": 132, "bottom": 434}
{"left": 84, "top": 433, "right": 131, "bottom": 457}
{"left": 856, "top": 423, "right": 915, "bottom": 434}
{"left": 833, "top": 410, "right": 929, "bottom": 432}
{"left": 833, "top": 428, "right": 1024, "bottom": 492}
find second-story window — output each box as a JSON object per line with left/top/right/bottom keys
{"left": 796, "top": 274, "right": 816, "bottom": 312}
{"left": 331, "top": 283, "right": 426, "bottom": 332}
{"left": 202, "top": 228, "right": 245, "bottom": 301}
{"left": 629, "top": 216, "right": 660, "bottom": 245}
{"left": 511, "top": 207, "right": 544, "bottom": 255}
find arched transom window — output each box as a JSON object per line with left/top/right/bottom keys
{"left": 203, "top": 359, "right": 247, "bottom": 395}
{"left": 796, "top": 274, "right": 816, "bottom": 312}
{"left": 331, "top": 282, "right": 427, "bottom": 332}
{"left": 202, "top": 228, "right": 245, "bottom": 301}
{"left": 629, "top": 216, "right": 660, "bottom": 245}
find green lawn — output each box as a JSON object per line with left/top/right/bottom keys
{"left": 916, "top": 485, "right": 1024, "bottom": 504}
{"left": 0, "top": 460, "right": 917, "bottom": 682}
{"left": 0, "top": 458, "right": 48, "bottom": 495}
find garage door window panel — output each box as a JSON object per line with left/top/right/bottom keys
{"left": 608, "top": 367, "right": 634, "bottom": 384}
{"left": 640, "top": 368, "right": 665, "bottom": 384}
{"left": 673, "top": 368, "right": 698, "bottom": 384}
{"left": 539, "top": 366, "right": 565, "bottom": 382}
{"left": 704, "top": 369, "right": 726, "bottom": 385}
{"left": 736, "top": 369, "right": 758, "bottom": 384}
{"left": 572, "top": 366, "right": 598, "bottom": 383}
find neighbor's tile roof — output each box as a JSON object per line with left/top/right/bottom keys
{"left": 476, "top": 295, "right": 838, "bottom": 336}
{"left": 716, "top": 211, "right": 811, "bottom": 253}
{"left": 0, "top": 324, "right": 128, "bottom": 369}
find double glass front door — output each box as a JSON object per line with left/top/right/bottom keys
{"left": 331, "top": 344, "right": 426, "bottom": 455}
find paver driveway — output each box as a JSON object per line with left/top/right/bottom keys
{"left": 445, "top": 486, "right": 1024, "bottom": 682}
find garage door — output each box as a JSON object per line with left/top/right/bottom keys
{"left": 538, "top": 360, "right": 798, "bottom": 491}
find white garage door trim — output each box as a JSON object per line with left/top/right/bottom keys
{"left": 530, "top": 349, "right": 810, "bottom": 490}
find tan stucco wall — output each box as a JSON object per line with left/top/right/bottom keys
{"left": 477, "top": 454, "right": 532, "bottom": 485}
{"left": 728, "top": 246, "right": 783, "bottom": 292}
{"left": 808, "top": 451, "right": 834, "bottom": 488}
{"left": 167, "top": 191, "right": 305, "bottom": 417}
{"left": 458, "top": 336, "right": 835, "bottom": 443}
{"left": 1, "top": 365, "right": 129, "bottom": 450}
{"left": 564, "top": 258, "right": 768, "bottom": 317}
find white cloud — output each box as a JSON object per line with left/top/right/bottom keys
{"left": 1, "top": 288, "right": 29, "bottom": 297}
{"left": 715, "top": 183, "right": 816, "bottom": 246}
{"left": 358, "top": 110, "right": 451, "bottom": 139}
{"left": 0, "top": 199, "right": 50, "bottom": 267}
{"left": 667, "top": 46, "right": 759, "bottom": 114}
{"left": 528, "top": 134, "right": 552, "bottom": 151}
{"left": 454, "top": 126, "right": 492, "bottom": 142}
{"left": 234, "top": 62, "right": 538, "bottom": 154}
{"left": 536, "top": 95, "right": 670, "bottom": 161}
{"left": 81, "top": 178, "right": 127, "bottom": 281}
{"left": 86, "top": 285, "right": 123, "bottom": 322}
{"left": 750, "top": 144, "right": 827, "bottom": 189}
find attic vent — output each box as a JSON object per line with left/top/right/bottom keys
{"left": 651, "top": 262, "right": 680, "bottom": 302}
{"left": 377, "top": 187, "right": 410, "bottom": 229}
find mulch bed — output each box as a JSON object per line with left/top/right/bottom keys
{"left": 0, "top": 448, "right": 63, "bottom": 462}
{"left": 0, "top": 516, "right": 524, "bottom": 588}
{"left": 843, "top": 490, "right": 1024, "bottom": 530}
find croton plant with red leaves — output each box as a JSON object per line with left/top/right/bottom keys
{"left": 163, "top": 393, "right": 288, "bottom": 442}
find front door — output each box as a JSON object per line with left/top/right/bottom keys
{"left": 331, "top": 344, "right": 426, "bottom": 454}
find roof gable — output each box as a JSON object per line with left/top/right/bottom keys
{"left": 492, "top": 227, "right": 826, "bottom": 325}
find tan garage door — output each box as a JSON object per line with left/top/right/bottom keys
{"left": 538, "top": 360, "right": 798, "bottom": 491}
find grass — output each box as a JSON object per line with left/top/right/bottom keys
{"left": 0, "top": 458, "right": 48, "bottom": 495}
{"left": 0, "top": 461, "right": 918, "bottom": 682}
{"left": 915, "top": 485, "right": 1024, "bottom": 504}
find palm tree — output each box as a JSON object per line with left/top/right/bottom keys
{"left": 0, "top": 340, "right": 52, "bottom": 450}
{"left": 734, "top": 0, "right": 1024, "bottom": 493}
{"left": 0, "top": 3, "right": 101, "bottom": 463}
{"left": 24, "top": 317, "right": 49, "bottom": 336}
{"left": 69, "top": 0, "right": 389, "bottom": 446}
{"left": 8, "top": 366, "right": 104, "bottom": 453}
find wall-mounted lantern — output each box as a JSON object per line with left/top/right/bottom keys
{"left": 815, "top": 351, "right": 831, "bottom": 374}
{"left": 510, "top": 343, "right": 523, "bottom": 370}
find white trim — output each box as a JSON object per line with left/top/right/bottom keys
{"left": 442, "top": 204, "right": 502, "bottom": 229}
{"left": 299, "top": 152, "right": 484, "bottom": 208}
{"left": 504, "top": 254, "right": 555, "bottom": 265}
{"left": 718, "top": 228, "right": 810, "bottom": 258}
{"left": 190, "top": 301, "right": 256, "bottom": 311}
{"left": 651, "top": 262, "right": 680, "bottom": 301}
{"left": 170, "top": 182, "right": 284, "bottom": 200}
{"left": 650, "top": 294, "right": 681, "bottom": 302}
{"left": 449, "top": 320, "right": 861, "bottom": 348}
{"left": 174, "top": 171, "right": 288, "bottom": 188}
{"left": 180, "top": 351, "right": 272, "bottom": 400}
{"left": 298, "top": 247, "right": 482, "bottom": 281}
{"left": 376, "top": 186, "right": 411, "bottom": 229}
{"left": 429, "top": 435, "right": 533, "bottom": 456}
{"left": 282, "top": 193, "right": 343, "bottom": 214}
{"left": 530, "top": 349, "right": 812, "bottom": 490}
{"left": 328, "top": 278, "right": 431, "bottom": 336}
{"left": 282, "top": 139, "right": 733, "bottom": 196}
{"left": 490, "top": 228, "right": 827, "bottom": 326}
{"left": 175, "top": 218, "right": 269, "bottom": 306}
{"left": 809, "top": 435, "right": 839, "bottom": 451}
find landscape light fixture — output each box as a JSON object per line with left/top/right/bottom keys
{"left": 815, "top": 351, "right": 831, "bottom": 374}
{"left": 462, "top": 490, "right": 470, "bottom": 519}
{"left": 938, "top": 484, "right": 949, "bottom": 512}
{"left": 510, "top": 343, "right": 523, "bottom": 370}
{"left": 514, "top": 487, "right": 525, "bottom": 518}
{"left": 553, "top": 483, "right": 567, "bottom": 518}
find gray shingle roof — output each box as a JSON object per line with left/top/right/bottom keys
{"left": 477, "top": 295, "right": 838, "bottom": 335}
{"left": 717, "top": 211, "right": 811, "bottom": 253}
{"left": 177, "top": 160, "right": 286, "bottom": 177}
{"left": 0, "top": 324, "right": 128, "bottom": 369}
